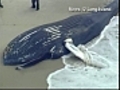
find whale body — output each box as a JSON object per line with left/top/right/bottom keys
{"left": 3, "top": 0, "right": 118, "bottom": 69}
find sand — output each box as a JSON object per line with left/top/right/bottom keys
{"left": 0, "top": 0, "right": 114, "bottom": 89}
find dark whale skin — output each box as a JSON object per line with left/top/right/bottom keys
{"left": 3, "top": 0, "right": 118, "bottom": 69}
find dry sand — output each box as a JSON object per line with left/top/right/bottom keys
{"left": 0, "top": 0, "right": 112, "bottom": 88}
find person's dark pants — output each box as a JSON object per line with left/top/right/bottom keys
{"left": 31, "top": 0, "right": 39, "bottom": 10}
{"left": 0, "top": 0, "right": 3, "bottom": 8}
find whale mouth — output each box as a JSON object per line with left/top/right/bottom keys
{"left": 3, "top": 50, "right": 26, "bottom": 65}
{"left": 2, "top": 44, "right": 31, "bottom": 66}
{"left": 3, "top": 52, "right": 22, "bottom": 65}
{"left": 3, "top": 58, "right": 25, "bottom": 65}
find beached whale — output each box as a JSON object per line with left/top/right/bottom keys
{"left": 3, "top": 0, "right": 118, "bottom": 70}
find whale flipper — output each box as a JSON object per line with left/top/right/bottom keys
{"left": 64, "top": 38, "right": 109, "bottom": 68}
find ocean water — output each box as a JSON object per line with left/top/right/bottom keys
{"left": 47, "top": 16, "right": 119, "bottom": 89}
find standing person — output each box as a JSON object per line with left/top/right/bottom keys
{"left": 0, "top": 0, "right": 3, "bottom": 8}
{"left": 31, "top": 0, "right": 39, "bottom": 11}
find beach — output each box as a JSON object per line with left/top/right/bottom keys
{"left": 0, "top": 0, "right": 116, "bottom": 89}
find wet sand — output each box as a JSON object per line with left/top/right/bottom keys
{"left": 0, "top": 0, "right": 111, "bottom": 88}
